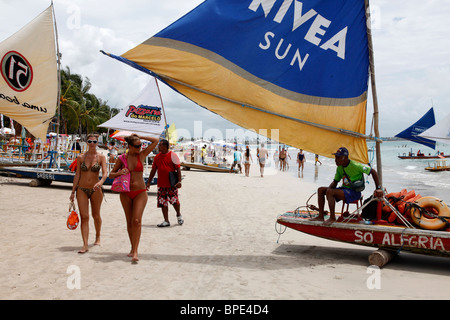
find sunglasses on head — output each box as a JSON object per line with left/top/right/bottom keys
{"left": 87, "top": 140, "right": 98, "bottom": 144}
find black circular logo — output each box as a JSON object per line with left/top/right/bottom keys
{"left": 1, "top": 51, "right": 33, "bottom": 92}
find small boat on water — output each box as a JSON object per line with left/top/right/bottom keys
{"left": 425, "top": 159, "right": 450, "bottom": 172}
{"left": 398, "top": 153, "right": 450, "bottom": 160}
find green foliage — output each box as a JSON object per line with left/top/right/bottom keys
{"left": 59, "top": 66, "right": 119, "bottom": 135}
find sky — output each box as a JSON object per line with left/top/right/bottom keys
{"left": 1, "top": 0, "right": 449, "bottom": 141}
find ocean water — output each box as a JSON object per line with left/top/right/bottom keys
{"left": 265, "top": 141, "right": 450, "bottom": 204}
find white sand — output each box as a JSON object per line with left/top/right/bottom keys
{"left": 0, "top": 161, "right": 449, "bottom": 300}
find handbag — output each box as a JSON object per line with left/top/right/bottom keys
{"left": 343, "top": 168, "right": 365, "bottom": 192}
{"left": 111, "top": 154, "right": 131, "bottom": 192}
{"left": 67, "top": 201, "right": 79, "bottom": 230}
{"left": 169, "top": 171, "right": 179, "bottom": 187}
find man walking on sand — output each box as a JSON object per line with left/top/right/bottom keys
{"left": 311, "top": 147, "right": 383, "bottom": 225}
{"left": 147, "top": 139, "right": 183, "bottom": 227}
{"left": 258, "top": 143, "right": 269, "bottom": 177}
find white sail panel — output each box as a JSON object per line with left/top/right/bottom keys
{"left": 0, "top": 6, "right": 58, "bottom": 140}
{"left": 419, "top": 114, "right": 450, "bottom": 144}
{"left": 99, "top": 78, "right": 166, "bottom": 137}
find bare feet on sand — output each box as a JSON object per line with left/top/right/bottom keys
{"left": 78, "top": 247, "right": 89, "bottom": 254}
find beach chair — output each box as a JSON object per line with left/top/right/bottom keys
{"left": 341, "top": 196, "right": 363, "bottom": 215}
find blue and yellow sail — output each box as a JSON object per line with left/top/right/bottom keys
{"left": 114, "top": 0, "right": 371, "bottom": 163}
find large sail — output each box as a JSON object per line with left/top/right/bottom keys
{"left": 418, "top": 114, "right": 450, "bottom": 145}
{"left": 0, "top": 6, "right": 58, "bottom": 141}
{"left": 99, "top": 78, "right": 166, "bottom": 137}
{"left": 110, "top": 0, "right": 371, "bottom": 163}
{"left": 395, "top": 107, "right": 436, "bottom": 149}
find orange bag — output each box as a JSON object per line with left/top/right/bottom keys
{"left": 67, "top": 201, "right": 79, "bottom": 230}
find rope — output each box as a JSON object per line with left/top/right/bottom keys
{"left": 275, "top": 218, "right": 287, "bottom": 244}
{"left": 275, "top": 192, "right": 318, "bottom": 243}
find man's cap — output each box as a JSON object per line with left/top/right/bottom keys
{"left": 332, "top": 147, "right": 349, "bottom": 157}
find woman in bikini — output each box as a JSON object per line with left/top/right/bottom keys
{"left": 243, "top": 145, "right": 253, "bottom": 177}
{"left": 70, "top": 133, "right": 108, "bottom": 254}
{"left": 109, "top": 134, "right": 158, "bottom": 262}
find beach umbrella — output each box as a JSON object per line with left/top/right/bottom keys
{"left": 110, "top": 130, "right": 134, "bottom": 142}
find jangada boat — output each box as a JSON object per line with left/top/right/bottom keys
{"left": 180, "top": 162, "right": 229, "bottom": 173}
{"left": 276, "top": 199, "right": 450, "bottom": 259}
{"left": 398, "top": 154, "right": 450, "bottom": 160}
{"left": 98, "top": 0, "right": 449, "bottom": 264}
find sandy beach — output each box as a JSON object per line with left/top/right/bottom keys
{"left": 0, "top": 161, "right": 449, "bottom": 301}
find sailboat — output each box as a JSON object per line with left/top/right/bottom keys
{"left": 420, "top": 114, "right": 450, "bottom": 171}
{"left": 394, "top": 107, "right": 450, "bottom": 159}
{"left": 419, "top": 114, "right": 450, "bottom": 144}
{"left": 0, "top": 5, "right": 73, "bottom": 184}
{"left": 100, "top": 0, "right": 450, "bottom": 263}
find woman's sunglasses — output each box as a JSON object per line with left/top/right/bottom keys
{"left": 131, "top": 143, "right": 142, "bottom": 148}
{"left": 87, "top": 140, "right": 98, "bottom": 144}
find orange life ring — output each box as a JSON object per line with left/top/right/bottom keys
{"left": 410, "top": 196, "right": 450, "bottom": 230}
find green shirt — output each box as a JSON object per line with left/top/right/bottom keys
{"left": 334, "top": 160, "right": 371, "bottom": 189}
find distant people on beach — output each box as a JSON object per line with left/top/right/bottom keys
{"left": 279, "top": 147, "right": 290, "bottom": 171}
{"left": 297, "top": 149, "right": 305, "bottom": 174}
{"left": 258, "top": 143, "right": 269, "bottom": 177}
{"left": 243, "top": 145, "right": 253, "bottom": 177}
{"left": 147, "top": 139, "right": 183, "bottom": 228}
{"left": 201, "top": 145, "right": 207, "bottom": 163}
{"left": 230, "top": 146, "right": 242, "bottom": 173}
{"left": 107, "top": 141, "right": 118, "bottom": 164}
{"left": 70, "top": 133, "right": 107, "bottom": 254}
{"left": 315, "top": 154, "right": 322, "bottom": 165}
{"left": 311, "top": 147, "right": 383, "bottom": 225}
{"left": 273, "top": 149, "right": 279, "bottom": 169}
{"left": 71, "top": 137, "right": 82, "bottom": 152}
{"left": 109, "top": 134, "right": 159, "bottom": 262}
{"left": 190, "top": 146, "right": 195, "bottom": 163}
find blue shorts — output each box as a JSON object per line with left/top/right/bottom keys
{"left": 337, "top": 187, "right": 362, "bottom": 203}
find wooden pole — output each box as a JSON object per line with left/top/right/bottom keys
{"left": 369, "top": 249, "right": 397, "bottom": 268}
{"left": 52, "top": 2, "right": 62, "bottom": 168}
{"left": 365, "top": 0, "right": 383, "bottom": 186}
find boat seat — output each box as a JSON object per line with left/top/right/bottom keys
{"left": 341, "top": 196, "right": 363, "bottom": 214}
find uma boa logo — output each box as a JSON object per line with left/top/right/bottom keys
{"left": 1, "top": 51, "right": 33, "bottom": 92}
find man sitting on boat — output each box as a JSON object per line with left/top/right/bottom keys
{"left": 312, "top": 147, "right": 383, "bottom": 225}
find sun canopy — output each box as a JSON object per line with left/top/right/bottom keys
{"left": 104, "top": 0, "right": 372, "bottom": 163}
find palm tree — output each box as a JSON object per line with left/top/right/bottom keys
{"left": 59, "top": 66, "right": 118, "bottom": 135}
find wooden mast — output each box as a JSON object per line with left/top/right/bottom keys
{"left": 365, "top": 0, "right": 383, "bottom": 186}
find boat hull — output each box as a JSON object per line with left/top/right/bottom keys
{"left": 0, "top": 167, "right": 157, "bottom": 185}
{"left": 181, "top": 162, "right": 229, "bottom": 172}
{"left": 277, "top": 213, "right": 450, "bottom": 258}
{"left": 398, "top": 155, "right": 450, "bottom": 159}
